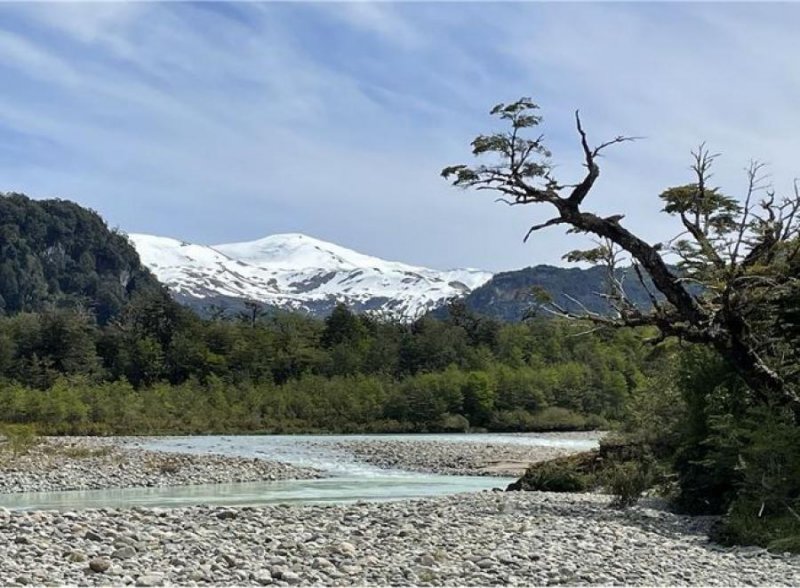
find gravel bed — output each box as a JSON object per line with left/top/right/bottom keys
{"left": 318, "top": 439, "right": 584, "bottom": 476}
{"left": 0, "top": 437, "right": 320, "bottom": 494}
{"left": 1, "top": 491, "right": 798, "bottom": 586}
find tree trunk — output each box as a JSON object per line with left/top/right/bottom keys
{"left": 561, "top": 207, "right": 707, "bottom": 324}
{"left": 715, "top": 327, "right": 800, "bottom": 416}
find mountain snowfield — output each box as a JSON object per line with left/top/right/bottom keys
{"left": 129, "top": 233, "right": 492, "bottom": 319}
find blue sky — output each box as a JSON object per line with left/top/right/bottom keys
{"left": 1, "top": 2, "right": 799, "bottom": 271}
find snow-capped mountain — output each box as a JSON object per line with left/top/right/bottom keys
{"left": 129, "top": 233, "right": 492, "bottom": 320}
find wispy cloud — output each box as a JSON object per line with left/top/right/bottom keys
{"left": 0, "top": 2, "right": 797, "bottom": 271}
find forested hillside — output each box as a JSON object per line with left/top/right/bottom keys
{"left": 0, "top": 193, "right": 161, "bottom": 323}
{"left": 445, "top": 265, "right": 659, "bottom": 321}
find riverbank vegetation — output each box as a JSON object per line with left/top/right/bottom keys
{"left": 512, "top": 344, "right": 800, "bottom": 552}
{"left": 0, "top": 295, "right": 648, "bottom": 435}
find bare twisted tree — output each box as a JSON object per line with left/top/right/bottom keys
{"left": 443, "top": 98, "right": 800, "bottom": 412}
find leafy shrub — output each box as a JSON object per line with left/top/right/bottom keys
{"left": 711, "top": 405, "right": 800, "bottom": 552}
{"left": 58, "top": 446, "right": 113, "bottom": 459}
{"left": 621, "top": 348, "right": 687, "bottom": 457}
{"left": 512, "top": 459, "right": 589, "bottom": 492}
{"left": 604, "top": 460, "right": 653, "bottom": 508}
{"left": 528, "top": 407, "right": 589, "bottom": 431}
{"left": 583, "top": 413, "right": 610, "bottom": 430}
{"left": 661, "top": 347, "right": 749, "bottom": 515}
{"left": 439, "top": 413, "right": 469, "bottom": 432}
{"left": 714, "top": 509, "right": 800, "bottom": 553}
{"left": 764, "top": 534, "right": 800, "bottom": 554}
{"left": 489, "top": 408, "right": 537, "bottom": 431}
{"left": 0, "top": 423, "right": 39, "bottom": 457}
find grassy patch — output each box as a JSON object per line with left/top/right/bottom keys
{"left": 57, "top": 446, "right": 114, "bottom": 459}
{"left": 157, "top": 459, "right": 182, "bottom": 474}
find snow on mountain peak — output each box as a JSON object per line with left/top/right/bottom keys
{"left": 129, "top": 232, "right": 492, "bottom": 319}
{"left": 213, "top": 233, "right": 392, "bottom": 272}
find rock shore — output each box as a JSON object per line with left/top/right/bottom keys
{"left": 1, "top": 491, "right": 798, "bottom": 586}
{"left": 0, "top": 437, "right": 320, "bottom": 494}
{"left": 318, "top": 435, "right": 593, "bottom": 477}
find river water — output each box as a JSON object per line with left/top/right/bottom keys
{"left": 0, "top": 433, "right": 600, "bottom": 510}
{"left": 135, "top": 432, "right": 599, "bottom": 476}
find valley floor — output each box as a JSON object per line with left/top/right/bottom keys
{"left": 2, "top": 435, "right": 797, "bottom": 587}
{"left": 2, "top": 492, "right": 799, "bottom": 586}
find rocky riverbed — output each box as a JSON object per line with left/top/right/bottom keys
{"left": 0, "top": 437, "right": 320, "bottom": 494}
{"left": 1, "top": 491, "right": 798, "bottom": 586}
{"left": 317, "top": 434, "right": 595, "bottom": 476}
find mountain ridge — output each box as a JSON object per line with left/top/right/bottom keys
{"left": 453, "top": 264, "right": 662, "bottom": 321}
{"left": 129, "top": 232, "right": 492, "bottom": 320}
{"left": 130, "top": 232, "right": 665, "bottom": 322}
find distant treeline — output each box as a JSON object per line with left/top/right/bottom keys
{"left": 0, "top": 292, "right": 650, "bottom": 434}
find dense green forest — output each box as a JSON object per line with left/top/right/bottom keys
{"left": 0, "top": 294, "right": 646, "bottom": 434}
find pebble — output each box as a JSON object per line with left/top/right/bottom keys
{"left": 136, "top": 573, "right": 164, "bottom": 587}
{"left": 88, "top": 558, "right": 111, "bottom": 573}
{"left": 420, "top": 554, "right": 437, "bottom": 566}
{"left": 67, "top": 551, "right": 87, "bottom": 563}
{"left": 112, "top": 546, "right": 137, "bottom": 560}
{"left": 282, "top": 571, "right": 302, "bottom": 585}
{"left": 187, "top": 570, "right": 205, "bottom": 582}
